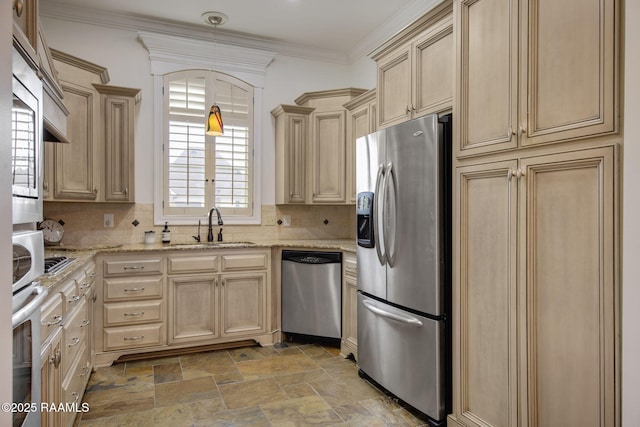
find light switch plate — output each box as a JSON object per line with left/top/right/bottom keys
{"left": 282, "top": 215, "right": 291, "bottom": 227}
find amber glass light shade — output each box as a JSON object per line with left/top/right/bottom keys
{"left": 206, "top": 104, "right": 224, "bottom": 136}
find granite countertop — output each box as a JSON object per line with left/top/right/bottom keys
{"left": 39, "top": 239, "right": 356, "bottom": 289}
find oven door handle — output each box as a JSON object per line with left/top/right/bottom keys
{"left": 12, "top": 285, "right": 49, "bottom": 328}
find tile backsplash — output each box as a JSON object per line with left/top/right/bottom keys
{"left": 43, "top": 203, "right": 356, "bottom": 246}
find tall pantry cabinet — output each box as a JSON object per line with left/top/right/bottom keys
{"left": 448, "top": 0, "right": 620, "bottom": 426}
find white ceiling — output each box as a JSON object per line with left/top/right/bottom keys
{"left": 40, "top": 0, "right": 443, "bottom": 63}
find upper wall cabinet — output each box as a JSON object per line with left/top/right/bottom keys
{"left": 455, "top": 0, "right": 619, "bottom": 158}
{"left": 45, "top": 50, "right": 140, "bottom": 203}
{"left": 272, "top": 88, "right": 367, "bottom": 205}
{"left": 272, "top": 104, "right": 314, "bottom": 205}
{"left": 372, "top": 1, "right": 453, "bottom": 129}
{"left": 344, "top": 89, "right": 377, "bottom": 204}
{"left": 12, "top": 0, "right": 39, "bottom": 68}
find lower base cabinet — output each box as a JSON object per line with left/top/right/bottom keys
{"left": 340, "top": 253, "right": 358, "bottom": 359}
{"left": 95, "top": 248, "right": 273, "bottom": 367}
{"left": 40, "top": 260, "right": 95, "bottom": 427}
{"left": 450, "top": 145, "right": 617, "bottom": 427}
{"left": 40, "top": 328, "right": 62, "bottom": 427}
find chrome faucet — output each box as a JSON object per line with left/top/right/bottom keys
{"left": 207, "top": 207, "right": 224, "bottom": 242}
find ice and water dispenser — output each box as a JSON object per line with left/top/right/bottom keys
{"left": 356, "top": 192, "right": 375, "bottom": 248}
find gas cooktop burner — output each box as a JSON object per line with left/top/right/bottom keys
{"left": 44, "top": 256, "right": 76, "bottom": 275}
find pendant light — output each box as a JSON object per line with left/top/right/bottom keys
{"left": 202, "top": 11, "right": 228, "bottom": 136}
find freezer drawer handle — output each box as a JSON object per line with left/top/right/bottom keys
{"left": 362, "top": 300, "right": 423, "bottom": 327}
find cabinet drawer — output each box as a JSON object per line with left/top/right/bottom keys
{"left": 41, "top": 292, "right": 64, "bottom": 345}
{"left": 103, "top": 257, "right": 163, "bottom": 276}
{"left": 62, "top": 300, "right": 89, "bottom": 377}
{"left": 104, "top": 300, "right": 163, "bottom": 326}
{"left": 104, "top": 323, "right": 164, "bottom": 351}
{"left": 221, "top": 253, "right": 268, "bottom": 271}
{"left": 343, "top": 255, "right": 357, "bottom": 278}
{"left": 167, "top": 254, "right": 218, "bottom": 275}
{"left": 60, "top": 277, "right": 82, "bottom": 312}
{"left": 104, "top": 276, "right": 164, "bottom": 301}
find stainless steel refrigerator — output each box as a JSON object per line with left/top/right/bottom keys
{"left": 355, "top": 113, "right": 451, "bottom": 426}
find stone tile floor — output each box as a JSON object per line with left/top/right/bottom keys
{"left": 76, "top": 341, "right": 432, "bottom": 426}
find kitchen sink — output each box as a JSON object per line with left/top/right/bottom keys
{"left": 169, "top": 241, "right": 256, "bottom": 249}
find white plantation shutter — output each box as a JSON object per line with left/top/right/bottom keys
{"left": 163, "top": 70, "right": 253, "bottom": 218}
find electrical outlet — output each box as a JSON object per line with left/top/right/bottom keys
{"left": 282, "top": 215, "right": 291, "bottom": 227}
{"left": 104, "top": 213, "right": 114, "bottom": 228}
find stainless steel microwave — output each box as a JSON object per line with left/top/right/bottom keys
{"left": 12, "top": 48, "right": 43, "bottom": 225}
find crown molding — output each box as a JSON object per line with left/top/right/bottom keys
{"left": 41, "top": 0, "right": 448, "bottom": 66}
{"left": 349, "top": 0, "right": 446, "bottom": 62}
{"left": 40, "top": 1, "right": 350, "bottom": 64}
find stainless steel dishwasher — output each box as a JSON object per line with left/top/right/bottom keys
{"left": 281, "top": 250, "right": 342, "bottom": 339}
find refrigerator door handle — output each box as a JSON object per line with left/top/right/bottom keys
{"left": 383, "top": 162, "right": 398, "bottom": 268}
{"left": 374, "top": 163, "right": 387, "bottom": 265}
{"left": 362, "top": 300, "right": 423, "bottom": 327}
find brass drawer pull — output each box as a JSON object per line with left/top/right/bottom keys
{"left": 68, "top": 337, "right": 81, "bottom": 347}
{"left": 123, "top": 266, "right": 145, "bottom": 270}
{"left": 123, "top": 336, "right": 144, "bottom": 341}
{"left": 124, "top": 287, "right": 145, "bottom": 292}
{"left": 80, "top": 319, "right": 91, "bottom": 327}
{"left": 68, "top": 295, "right": 81, "bottom": 303}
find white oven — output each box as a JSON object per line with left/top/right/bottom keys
{"left": 11, "top": 47, "right": 43, "bottom": 225}
{"left": 12, "top": 231, "right": 47, "bottom": 427}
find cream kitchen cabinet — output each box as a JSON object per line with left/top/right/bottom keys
{"left": 372, "top": 2, "right": 453, "bottom": 129}
{"left": 38, "top": 260, "right": 95, "bottom": 427}
{"left": 12, "top": 0, "right": 38, "bottom": 68}
{"left": 167, "top": 251, "right": 219, "bottom": 344}
{"left": 272, "top": 104, "right": 314, "bottom": 204}
{"left": 296, "top": 88, "right": 367, "bottom": 204}
{"left": 40, "top": 327, "right": 62, "bottom": 427}
{"left": 46, "top": 49, "right": 140, "bottom": 202}
{"left": 454, "top": 0, "right": 618, "bottom": 158}
{"left": 167, "top": 250, "right": 270, "bottom": 345}
{"left": 96, "top": 253, "right": 166, "bottom": 364}
{"left": 95, "top": 248, "right": 273, "bottom": 366}
{"left": 449, "top": 145, "right": 617, "bottom": 427}
{"left": 273, "top": 88, "right": 367, "bottom": 205}
{"left": 340, "top": 252, "right": 358, "bottom": 360}
{"left": 344, "top": 89, "right": 377, "bottom": 204}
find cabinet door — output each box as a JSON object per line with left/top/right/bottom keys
{"left": 377, "top": 45, "right": 412, "bottom": 128}
{"left": 169, "top": 275, "right": 218, "bottom": 344}
{"left": 413, "top": 16, "right": 454, "bottom": 117}
{"left": 453, "top": 159, "right": 518, "bottom": 427}
{"left": 285, "top": 114, "right": 308, "bottom": 204}
{"left": 521, "top": 0, "right": 617, "bottom": 147}
{"left": 346, "top": 103, "right": 372, "bottom": 204}
{"left": 40, "top": 329, "right": 62, "bottom": 427}
{"left": 54, "top": 81, "right": 99, "bottom": 200}
{"left": 342, "top": 273, "right": 358, "bottom": 356}
{"left": 220, "top": 272, "right": 267, "bottom": 336}
{"left": 310, "top": 110, "right": 346, "bottom": 203}
{"left": 99, "top": 88, "right": 138, "bottom": 202}
{"left": 455, "top": 0, "right": 518, "bottom": 157}
{"left": 519, "top": 146, "right": 615, "bottom": 427}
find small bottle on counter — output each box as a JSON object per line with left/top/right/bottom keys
{"left": 162, "top": 222, "right": 171, "bottom": 243}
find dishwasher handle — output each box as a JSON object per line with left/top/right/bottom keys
{"left": 281, "top": 250, "right": 342, "bottom": 264}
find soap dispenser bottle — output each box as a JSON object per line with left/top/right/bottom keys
{"left": 162, "top": 222, "right": 171, "bottom": 243}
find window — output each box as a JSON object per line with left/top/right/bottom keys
{"left": 162, "top": 70, "right": 254, "bottom": 220}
